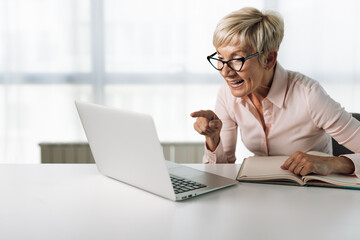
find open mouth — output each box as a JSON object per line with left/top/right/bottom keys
{"left": 229, "top": 79, "right": 244, "bottom": 87}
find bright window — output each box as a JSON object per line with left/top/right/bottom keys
{"left": 1, "top": 0, "right": 359, "bottom": 163}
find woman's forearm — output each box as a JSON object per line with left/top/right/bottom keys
{"left": 332, "top": 156, "right": 355, "bottom": 174}
{"left": 205, "top": 135, "right": 220, "bottom": 152}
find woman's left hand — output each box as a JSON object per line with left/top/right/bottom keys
{"left": 281, "top": 151, "right": 355, "bottom": 176}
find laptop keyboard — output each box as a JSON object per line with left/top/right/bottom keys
{"left": 170, "top": 175, "right": 207, "bottom": 194}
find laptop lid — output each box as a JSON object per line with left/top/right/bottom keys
{"left": 75, "top": 101, "right": 176, "bottom": 201}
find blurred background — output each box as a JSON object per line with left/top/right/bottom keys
{"left": 0, "top": 0, "right": 359, "bottom": 163}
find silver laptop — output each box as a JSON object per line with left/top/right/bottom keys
{"left": 75, "top": 101, "right": 237, "bottom": 201}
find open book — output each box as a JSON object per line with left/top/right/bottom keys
{"left": 236, "top": 155, "right": 360, "bottom": 189}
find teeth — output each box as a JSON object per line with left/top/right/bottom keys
{"left": 231, "top": 80, "right": 244, "bottom": 84}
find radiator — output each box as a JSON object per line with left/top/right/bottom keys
{"left": 39, "top": 142, "right": 204, "bottom": 164}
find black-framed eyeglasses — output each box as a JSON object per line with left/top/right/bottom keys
{"left": 207, "top": 50, "right": 264, "bottom": 72}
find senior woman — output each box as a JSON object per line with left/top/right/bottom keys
{"left": 191, "top": 7, "right": 360, "bottom": 177}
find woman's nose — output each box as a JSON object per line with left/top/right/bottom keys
{"left": 220, "top": 63, "right": 234, "bottom": 76}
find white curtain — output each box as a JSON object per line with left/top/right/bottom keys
{"left": 1, "top": 0, "right": 359, "bottom": 163}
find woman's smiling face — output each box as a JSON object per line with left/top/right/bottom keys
{"left": 216, "top": 45, "right": 267, "bottom": 98}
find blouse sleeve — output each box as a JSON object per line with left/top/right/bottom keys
{"left": 307, "top": 82, "right": 360, "bottom": 176}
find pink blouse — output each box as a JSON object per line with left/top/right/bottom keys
{"left": 203, "top": 63, "right": 360, "bottom": 176}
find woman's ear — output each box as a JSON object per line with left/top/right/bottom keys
{"left": 265, "top": 50, "right": 278, "bottom": 70}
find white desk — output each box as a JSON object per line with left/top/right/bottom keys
{"left": 0, "top": 164, "right": 359, "bottom": 240}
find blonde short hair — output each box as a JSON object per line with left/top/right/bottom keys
{"left": 213, "top": 7, "right": 284, "bottom": 57}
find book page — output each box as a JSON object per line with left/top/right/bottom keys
{"left": 306, "top": 151, "right": 332, "bottom": 157}
{"left": 303, "top": 174, "right": 360, "bottom": 189}
{"left": 237, "top": 156, "right": 304, "bottom": 185}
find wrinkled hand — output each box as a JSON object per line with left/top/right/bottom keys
{"left": 190, "top": 110, "right": 222, "bottom": 152}
{"left": 281, "top": 151, "right": 354, "bottom": 176}
{"left": 190, "top": 110, "right": 222, "bottom": 137}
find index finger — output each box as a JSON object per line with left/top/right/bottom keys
{"left": 190, "top": 110, "right": 216, "bottom": 120}
{"left": 281, "top": 156, "right": 294, "bottom": 170}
